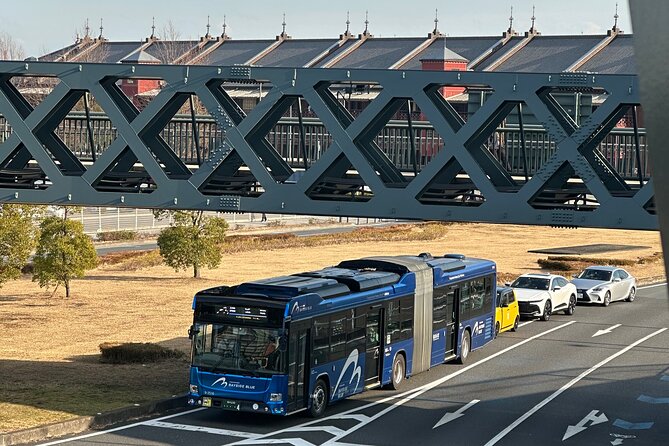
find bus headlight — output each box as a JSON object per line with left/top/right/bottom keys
{"left": 270, "top": 393, "right": 283, "bottom": 402}
{"left": 189, "top": 384, "right": 199, "bottom": 394}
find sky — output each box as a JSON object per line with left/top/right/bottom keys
{"left": 0, "top": 0, "right": 632, "bottom": 57}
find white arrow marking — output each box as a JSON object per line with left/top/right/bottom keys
{"left": 562, "top": 410, "right": 608, "bottom": 441}
{"left": 433, "top": 399, "right": 480, "bottom": 429}
{"left": 592, "top": 324, "right": 622, "bottom": 337}
{"left": 611, "top": 439, "right": 624, "bottom": 445}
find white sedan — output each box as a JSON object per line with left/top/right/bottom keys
{"left": 510, "top": 273, "right": 577, "bottom": 321}
{"left": 571, "top": 266, "right": 637, "bottom": 306}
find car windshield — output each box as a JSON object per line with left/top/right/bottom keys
{"left": 191, "top": 323, "right": 285, "bottom": 376}
{"left": 511, "top": 277, "right": 549, "bottom": 291}
{"left": 578, "top": 269, "right": 612, "bottom": 281}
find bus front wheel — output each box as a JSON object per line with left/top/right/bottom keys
{"left": 456, "top": 330, "right": 471, "bottom": 364}
{"left": 387, "top": 354, "right": 405, "bottom": 390}
{"left": 308, "top": 379, "right": 328, "bottom": 418}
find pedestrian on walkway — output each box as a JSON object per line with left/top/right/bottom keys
{"left": 261, "top": 213, "right": 267, "bottom": 222}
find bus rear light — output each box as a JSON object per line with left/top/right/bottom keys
{"left": 270, "top": 393, "right": 283, "bottom": 402}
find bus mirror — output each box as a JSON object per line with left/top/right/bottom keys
{"left": 278, "top": 334, "right": 287, "bottom": 352}
{"left": 188, "top": 325, "right": 199, "bottom": 340}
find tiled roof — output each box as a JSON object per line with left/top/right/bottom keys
{"left": 403, "top": 36, "right": 503, "bottom": 70}
{"left": 580, "top": 34, "right": 636, "bottom": 74}
{"left": 206, "top": 40, "right": 274, "bottom": 66}
{"left": 122, "top": 49, "right": 161, "bottom": 64}
{"left": 144, "top": 40, "right": 198, "bottom": 62}
{"left": 256, "top": 39, "right": 339, "bottom": 67}
{"left": 494, "top": 35, "right": 604, "bottom": 72}
{"left": 98, "top": 42, "right": 145, "bottom": 64}
{"left": 475, "top": 36, "right": 524, "bottom": 70}
{"left": 333, "top": 37, "right": 425, "bottom": 69}
{"left": 419, "top": 40, "right": 468, "bottom": 62}
{"left": 317, "top": 39, "right": 358, "bottom": 67}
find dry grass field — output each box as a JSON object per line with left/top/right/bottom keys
{"left": 0, "top": 223, "right": 664, "bottom": 433}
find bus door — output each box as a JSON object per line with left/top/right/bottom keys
{"left": 286, "top": 323, "right": 309, "bottom": 412}
{"left": 364, "top": 308, "right": 383, "bottom": 385}
{"left": 445, "top": 286, "right": 458, "bottom": 356}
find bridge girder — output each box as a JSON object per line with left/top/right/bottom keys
{"left": 0, "top": 61, "right": 655, "bottom": 230}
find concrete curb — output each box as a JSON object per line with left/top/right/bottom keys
{"left": 0, "top": 395, "right": 186, "bottom": 446}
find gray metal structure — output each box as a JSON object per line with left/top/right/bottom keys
{"left": 0, "top": 61, "right": 655, "bottom": 229}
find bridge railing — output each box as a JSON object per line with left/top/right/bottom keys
{"left": 0, "top": 113, "right": 649, "bottom": 180}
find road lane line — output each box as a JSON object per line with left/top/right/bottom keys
{"left": 37, "top": 408, "right": 206, "bottom": 445}
{"left": 518, "top": 321, "right": 534, "bottom": 328}
{"left": 484, "top": 327, "right": 668, "bottom": 446}
{"left": 639, "top": 283, "right": 667, "bottom": 290}
{"left": 142, "top": 420, "right": 260, "bottom": 438}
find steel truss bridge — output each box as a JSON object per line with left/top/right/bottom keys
{"left": 0, "top": 61, "right": 655, "bottom": 230}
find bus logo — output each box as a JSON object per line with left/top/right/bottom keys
{"left": 212, "top": 377, "right": 228, "bottom": 388}
{"left": 473, "top": 321, "right": 485, "bottom": 336}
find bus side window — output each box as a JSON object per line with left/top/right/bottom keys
{"left": 387, "top": 301, "right": 401, "bottom": 344}
{"left": 460, "top": 283, "right": 471, "bottom": 321}
{"left": 400, "top": 297, "right": 414, "bottom": 340}
{"left": 347, "top": 310, "right": 366, "bottom": 353}
{"left": 330, "top": 313, "right": 347, "bottom": 361}
{"left": 313, "top": 317, "right": 330, "bottom": 366}
{"left": 433, "top": 287, "right": 448, "bottom": 331}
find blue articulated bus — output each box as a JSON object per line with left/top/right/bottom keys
{"left": 187, "top": 253, "right": 496, "bottom": 417}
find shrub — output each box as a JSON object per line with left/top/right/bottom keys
{"left": 97, "top": 230, "right": 138, "bottom": 242}
{"left": 99, "top": 342, "right": 185, "bottom": 364}
{"left": 99, "top": 250, "right": 163, "bottom": 271}
{"left": 537, "top": 259, "right": 573, "bottom": 272}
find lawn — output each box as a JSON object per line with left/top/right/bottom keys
{"left": 0, "top": 223, "right": 663, "bottom": 433}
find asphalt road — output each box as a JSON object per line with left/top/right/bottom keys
{"left": 37, "top": 285, "right": 669, "bottom": 446}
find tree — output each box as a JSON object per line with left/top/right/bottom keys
{"left": 32, "top": 208, "right": 98, "bottom": 298}
{"left": 156, "top": 210, "right": 228, "bottom": 278}
{"left": 0, "top": 205, "right": 42, "bottom": 287}
{"left": 0, "top": 31, "right": 25, "bottom": 61}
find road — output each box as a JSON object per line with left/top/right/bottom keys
{"left": 94, "top": 222, "right": 401, "bottom": 256}
{"left": 37, "top": 285, "right": 669, "bottom": 446}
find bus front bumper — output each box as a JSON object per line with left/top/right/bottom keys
{"left": 187, "top": 395, "right": 285, "bottom": 415}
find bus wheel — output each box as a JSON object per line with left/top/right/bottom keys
{"left": 388, "top": 354, "right": 405, "bottom": 390}
{"left": 456, "top": 330, "right": 471, "bottom": 364}
{"left": 511, "top": 316, "right": 519, "bottom": 332}
{"left": 309, "top": 379, "right": 328, "bottom": 418}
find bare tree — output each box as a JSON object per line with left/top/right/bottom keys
{"left": 0, "top": 31, "right": 25, "bottom": 61}
{"left": 153, "top": 20, "right": 186, "bottom": 64}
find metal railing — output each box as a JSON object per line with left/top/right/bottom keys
{"left": 0, "top": 113, "right": 649, "bottom": 180}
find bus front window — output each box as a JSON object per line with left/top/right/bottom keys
{"left": 192, "top": 323, "right": 285, "bottom": 376}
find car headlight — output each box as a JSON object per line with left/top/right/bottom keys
{"left": 270, "top": 393, "right": 283, "bottom": 402}
{"left": 527, "top": 299, "right": 544, "bottom": 303}
{"left": 592, "top": 287, "right": 604, "bottom": 292}
{"left": 189, "top": 384, "right": 199, "bottom": 394}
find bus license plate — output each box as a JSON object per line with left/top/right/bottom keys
{"left": 202, "top": 397, "right": 212, "bottom": 407}
{"left": 222, "top": 400, "right": 240, "bottom": 411}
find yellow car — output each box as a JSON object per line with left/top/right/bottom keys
{"left": 495, "top": 287, "right": 520, "bottom": 336}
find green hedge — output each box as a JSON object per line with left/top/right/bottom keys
{"left": 99, "top": 342, "right": 184, "bottom": 364}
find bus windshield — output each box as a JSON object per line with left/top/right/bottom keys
{"left": 192, "top": 323, "right": 285, "bottom": 376}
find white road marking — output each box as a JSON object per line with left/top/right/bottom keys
{"left": 485, "top": 327, "right": 668, "bottom": 446}
{"left": 638, "top": 283, "right": 667, "bottom": 290}
{"left": 518, "top": 321, "right": 534, "bottom": 328}
{"left": 142, "top": 420, "right": 259, "bottom": 438}
{"left": 228, "top": 321, "right": 577, "bottom": 446}
{"left": 561, "top": 410, "right": 608, "bottom": 441}
{"left": 37, "top": 408, "right": 206, "bottom": 445}
{"left": 433, "top": 399, "right": 480, "bottom": 429}
{"left": 592, "top": 323, "right": 622, "bottom": 338}
{"left": 637, "top": 394, "right": 669, "bottom": 404}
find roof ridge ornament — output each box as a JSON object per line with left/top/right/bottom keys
{"left": 527, "top": 5, "right": 540, "bottom": 36}
{"left": 150, "top": 16, "right": 156, "bottom": 40}
{"left": 222, "top": 15, "right": 229, "bottom": 39}
{"left": 508, "top": 6, "right": 514, "bottom": 33}
{"left": 363, "top": 10, "right": 371, "bottom": 37}
{"left": 98, "top": 18, "right": 104, "bottom": 40}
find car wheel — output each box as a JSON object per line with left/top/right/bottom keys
{"left": 308, "top": 379, "right": 328, "bottom": 418}
{"left": 456, "top": 330, "right": 471, "bottom": 364}
{"left": 511, "top": 316, "right": 520, "bottom": 332}
{"left": 495, "top": 321, "right": 500, "bottom": 338}
{"left": 602, "top": 291, "right": 611, "bottom": 307}
{"left": 626, "top": 287, "right": 636, "bottom": 302}
{"left": 540, "top": 300, "right": 552, "bottom": 321}
{"left": 387, "top": 354, "right": 405, "bottom": 390}
{"left": 564, "top": 295, "right": 576, "bottom": 315}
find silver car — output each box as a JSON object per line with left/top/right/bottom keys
{"left": 571, "top": 266, "right": 637, "bottom": 306}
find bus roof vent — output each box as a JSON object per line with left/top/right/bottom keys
{"left": 444, "top": 253, "right": 466, "bottom": 260}
{"left": 417, "top": 252, "right": 433, "bottom": 260}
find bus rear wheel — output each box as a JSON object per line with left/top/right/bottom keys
{"left": 387, "top": 354, "right": 405, "bottom": 390}
{"left": 308, "top": 379, "right": 328, "bottom": 418}
{"left": 456, "top": 330, "right": 471, "bottom": 364}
